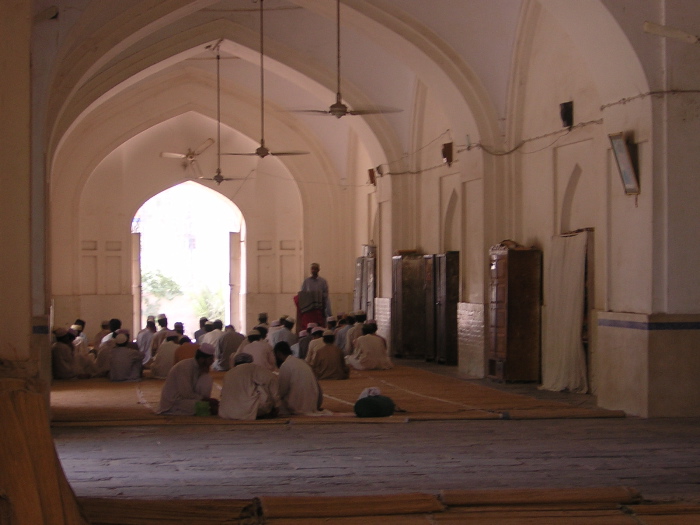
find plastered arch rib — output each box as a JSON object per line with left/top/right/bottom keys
{"left": 46, "top": 3, "right": 501, "bottom": 178}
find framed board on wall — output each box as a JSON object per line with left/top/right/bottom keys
{"left": 609, "top": 132, "right": 639, "bottom": 195}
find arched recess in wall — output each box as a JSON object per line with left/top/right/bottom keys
{"left": 50, "top": 105, "right": 305, "bottom": 337}
{"left": 132, "top": 181, "right": 246, "bottom": 334}
{"left": 443, "top": 189, "right": 460, "bottom": 252}
{"left": 560, "top": 163, "right": 583, "bottom": 234}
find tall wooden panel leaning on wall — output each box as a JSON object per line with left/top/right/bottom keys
{"left": 487, "top": 241, "right": 542, "bottom": 382}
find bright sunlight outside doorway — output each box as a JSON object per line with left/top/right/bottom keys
{"left": 132, "top": 182, "right": 244, "bottom": 339}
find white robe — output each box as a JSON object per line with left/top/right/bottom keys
{"left": 150, "top": 341, "right": 179, "bottom": 379}
{"left": 157, "top": 358, "right": 213, "bottom": 415}
{"left": 136, "top": 328, "right": 155, "bottom": 365}
{"left": 346, "top": 334, "right": 393, "bottom": 370}
{"left": 278, "top": 356, "right": 322, "bottom": 415}
{"left": 237, "top": 340, "right": 277, "bottom": 372}
{"left": 109, "top": 345, "right": 142, "bottom": 381}
{"left": 218, "top": 363, "right": 279, "bottom": 420}
{"left": 304, "top": 337, "right": 324, "bottom": 364}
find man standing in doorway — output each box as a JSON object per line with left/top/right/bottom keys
{"left": 296, "top": 263, "right": 330, "bottom": 330}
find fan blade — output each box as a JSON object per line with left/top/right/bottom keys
{"left": 290, "top": 106, "right": 402, "bottom": 117}
{"left": 643, "top": 21, "right": 699, "bottom": 44}
{"left": 269, "top": 150, "right": 309, "bottom": 156}
{"left": 348, "top": 107, "right": 403, "bottom": 116}
{"left": 194, "top": 138, "right": 215, "bottom": 156}
{"left": 161, "top": 152, "right": 187, "bottom": 159}
{"left": 220, "top": 152, "right": 258, "bottom": 156}
{"left": 289, "top": 109, "right": 334, "bottom": 116}
{"left": 191, "top": 159, "right": 204, "bottom": 179}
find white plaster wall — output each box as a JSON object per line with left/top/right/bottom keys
{"left": 50, "top": 105, "right": 308, "bottom": 337}
{"left": 512, "top": 4, "right": 655, "bottom": 407}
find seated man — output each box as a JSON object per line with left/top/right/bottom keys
{"left": 51, "top": 327, "right": 77, "bottom": 380}
{"left": 219, "top": 353, "right": 280, "bottom": 420}
{"left": 217, "top": 325, "right": 245, "bottom": 371}
{"left": 233, "top": 329, "right": 276, "bottom": 372}
{"left": 109, "top": 330, "right": 142, "bottom": 381}
{"left": 149, "top": 332, "right": 181, "bottom": 379}
{"left": 157, "top": 343, "right": 217, "bottom": 416}
{"left": 307, "top": 330, "right": 349, "bottom": 380}
{"left": 303, "top": 326, "right": 325, "bottom": 364}
{"left": 345, "top": 322, "right": 393, "bottom": 371}
{"left": 173, "top": 336, "right": 199, "bottom": 365}
{"left": 274, "top": 342, "right": 323, "bottom": 415}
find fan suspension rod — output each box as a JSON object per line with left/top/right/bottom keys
{"left": 216, "top": 46, "right": 222, "bottom": 171}
{"left": 260, "top": 0, "right": 265, "bottom": 144}
{"left": 336, "top": 0, "right": 341, "bottom": 102}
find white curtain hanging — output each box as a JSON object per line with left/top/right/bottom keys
{"left": 541, "top": 231, "right": 589, "bottom": 393}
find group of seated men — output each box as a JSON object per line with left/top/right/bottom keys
{"left": 51, "top": 318, "right": 143, "bottom": 382}
{"left": 51, "top": 309, "right": 394, "bottom": 420}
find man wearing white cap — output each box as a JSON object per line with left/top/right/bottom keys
{"left": 157, "top": 343, "right": 217, "bottom": 416}
{"left": 109, "top": 330, "right": 142, "bottom": 382}
{"left": 202, "top": 319, "right": 225, "bottom": 366}
{"left": 307, "top": 330, "right": 349, "bottom": 380}
{"left": 234, "top": 329, "right": 276, "bottom": 372}
{"left": 219, "top": 353, "right": 279, "bottom": 420}
{"left": 274, "top": 342, "right": 323, "bottom": 415}
{"left": 269, "top": 316, "right": 298, "bottom": 348}
{"left": 304, "top": 326, "right": 326, "bottom": 364}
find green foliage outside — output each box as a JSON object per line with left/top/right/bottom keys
{"left": 142, "top": 270, "right": 183, "bottom": 318}
{"left": 191, "top": 287, "right": 225, "bottom": 321}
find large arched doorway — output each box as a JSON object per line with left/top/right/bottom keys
{"left": 132, "top": 181, "right": 245, "bottom": 337}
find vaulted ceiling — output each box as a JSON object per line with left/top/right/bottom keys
{"left": 38, "top": 0, "right": 524, "bottom": 186}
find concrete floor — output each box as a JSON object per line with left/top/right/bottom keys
{"left": 52, "top": 366, "right": 700, "bottom": 505}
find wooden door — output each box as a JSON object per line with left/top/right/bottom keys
{"left": 436, "top": 251, "right": 459, "bottom": 365}
{"left": 423, "top": 254, "right": 436, "bottom": 361}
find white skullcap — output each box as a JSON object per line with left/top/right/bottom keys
{"left": 199, "top": 342, "right": 215, "bottom": 356}
{"left": 247, "top": 329, "right": 261, "bottom": 337}
{"left": 114, "top": 333, "right": 129, "bottom": 345}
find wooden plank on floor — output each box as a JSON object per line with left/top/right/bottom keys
{"left": 629, "top": 504, "right": 700, "bottom": 515}
{"left": 267, "top": 515, "right": 436, "bottom": 525}
{"left": 260, "top": 493, "right": 444, "bottom": 519}
{"left": 440, "top": 486, "right": 641, "bottom": 506}
{"left": 78, "top": 498, "right": 252, "bottom": 524}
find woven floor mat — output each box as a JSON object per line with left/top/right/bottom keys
{"left": 50, "top": 365, "right": 623, "bottom": 426}
{"left": 76, "top": 487, "right": 700, "bottom": 524}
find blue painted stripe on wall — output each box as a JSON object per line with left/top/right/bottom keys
{"left": 32, "top": 325, "right": 49, "bottom": 334}
{"left": 598, "top": 319, "right": 700, "bottom": 330}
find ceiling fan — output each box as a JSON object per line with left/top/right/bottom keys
{"left": 221, "top": 0, "right": 309, "bottom": 158}
{"left": 160, "top": 138, "right": 214, "bottom": 179}
{"left": 291, "top": 0, "right": 402, "bottom": 119}
{"left": 199, "top": 41, "right": 252, "bottom": 185}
